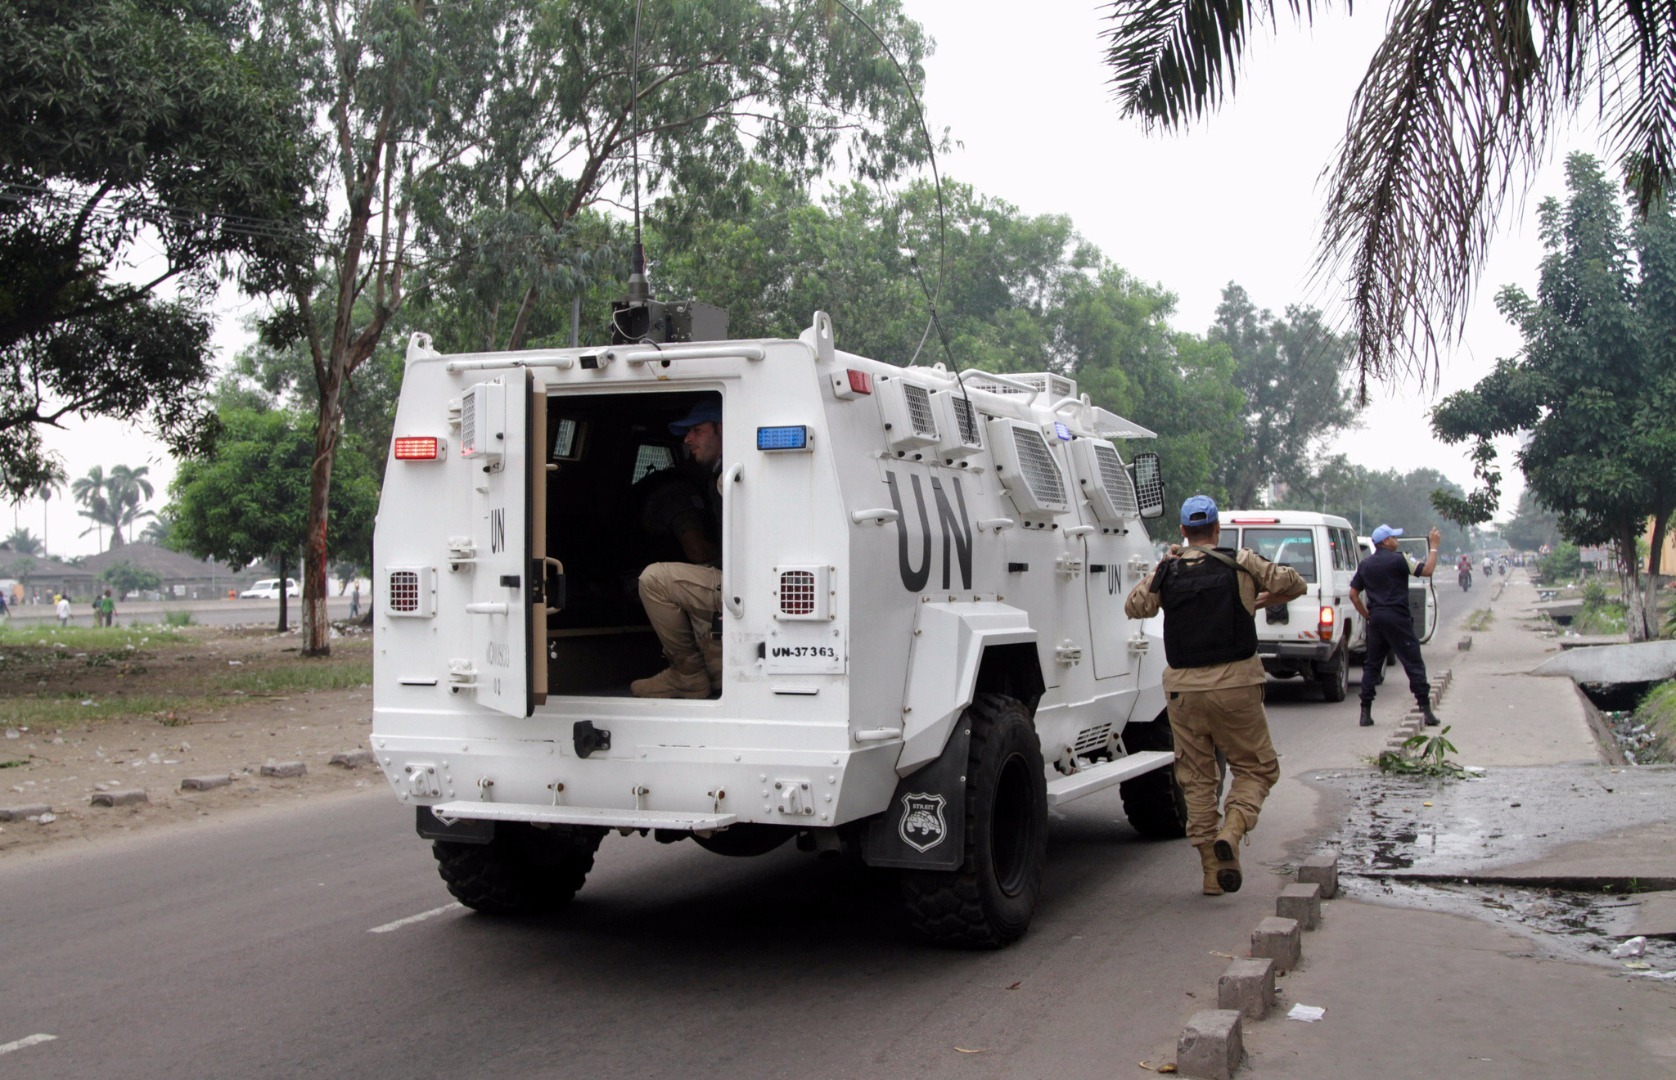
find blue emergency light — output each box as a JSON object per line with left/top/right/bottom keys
{"left": 756, "top": 425, "right": 811, "bottom": 452}
{"left": 1054, "top": 421, "right": 1072, "bottom": 441}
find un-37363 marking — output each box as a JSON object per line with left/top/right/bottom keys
{"left": 770, "top": 646, "right": 837, "bottom": 658}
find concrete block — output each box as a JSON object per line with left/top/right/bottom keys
{"left": 1458, "top": 636, "right": 1472, "bottom": 651}
{"left": 0, "top": 804, "right": 52, "bottom": 822}
{"left": 90, "top": 789, "right": 148, "bottom": 807}
{"left": 180, "top": 775, "right": 233, "bottom": 791}
{"left": 1176, "top": 1009, "right": 1243, "bottom": 1080}
{"left": 1297, "top": 852, "right": 1339, "bottom": 899}
{"left": 1250, "top": 916, "right": 1301, "bottom": 970}
{"left": 1277, "top": 882, "right": 1322, "bottom": 930}
{"left": 260, "top": 761, "right": 307, "bottom": 778}
{"left": 1217, "top": 957, "right": 1275, "bottom": 1021}
{"left": 329, "top": 749, "right": 374, "bottom": 769}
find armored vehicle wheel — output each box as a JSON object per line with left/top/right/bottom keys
{"left": 434, "top": 823, "right": 606, "bottom": 915}
{"left": 1319, "top": 645, "right": 1349, "bottom": 702}
{"left": 1118, "top": 713, "right": 1190, "bottom": 839}
{"left": 900, "top": 693, "right": 1047, "bottom": 949}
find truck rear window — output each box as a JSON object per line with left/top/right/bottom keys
{"left": 1238, "top": 527, "right": 1317, "bottom": 583}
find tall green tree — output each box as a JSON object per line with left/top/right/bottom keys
{"left": 0, "top": 0, "right": 314, "bottom": 499}
{"left": 5, "top": 527, "right": 42, "bottom": 555}
{"left": 1278, "top": 456, "right": 1471, "bottom": 552}
{"left": 1102, "top": 0, "right": 1676, "bottom": 395}
{"left": 169, "top": 409, "right": 378, "bottom": 633}
{"left": 71, "top": 465, "right": 109, "bottom": 551}
{"left": 1500, "top": 490, "right": 1562, "bottom": 553}
{"left": 262, "top": 0, "right": 931, "bottom": 655}
{"left": 1208, "top": 284, "right": 1358, "bottom": 508}
{"left": 1432, "top": 154, "right": 1676, "bottom": 639}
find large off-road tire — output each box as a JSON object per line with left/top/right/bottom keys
{"left": 434, "top": 823, "right": 606, "bottom": 915}
{"left": 900, "top": 693, "right": 1048, "bottom": 949}
{"left": 1118, "top": 713, "right": 1190, "bottom": 839}
{"left": 1318, "top": 644, "right": 1349, "bottom": 702}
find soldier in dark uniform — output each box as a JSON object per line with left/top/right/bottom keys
{"left": 1350, "top": 524, "right": 1442, "bottom": 727}
{"left": 1125, "top": 495, "right": 1307, "bottom": 896}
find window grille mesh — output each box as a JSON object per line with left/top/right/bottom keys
{"left": 460, "top": 392, "right": 478, "bottom": 455}
{"left": 903, "top": 383, "right": 937, "bottom": 438}
{"left": 1092, "top": 442, "right": 1139, "bottom": 516}
{"left": 952, "top": 394, "right": 980, "bottom": 444}
{"left": 389, "top": 571, "right": 419, "bottom": 613}
{"left": 779, "top": 570, "right": 816, "bottom": 616}
{"left": 1010, "top": 426, "right": 1066, "bottom": 505}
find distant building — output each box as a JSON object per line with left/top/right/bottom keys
{"left": 77, "top": 543, "right": 250, "bottom": 599}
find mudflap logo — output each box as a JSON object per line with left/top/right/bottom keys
{"left": 884, "top": 472, "right": 972, "bottom": 592}
{"left": 898, "top": 792, "right": 947, "bottom": 853}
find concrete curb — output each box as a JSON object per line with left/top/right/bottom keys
{"left": 329, "top": 749, "right": 375, "bottom": 769}
{"left": 0, "top": 804, "right": 52, "bottom": 821}
{"left": 1177, "top": 1009, "right": 1244, "bottom": 1080}
{"left": 260, "top": 761, "right": 307, "bottom": 778}
{"left": 181, "top": 775, "right": 234, "bottom": 792}
{"left": 90, "top": 789, "right": 148, "bottom": 807}
{"left": 1171, "top": 850, "right": 1342, "bottom": 1076}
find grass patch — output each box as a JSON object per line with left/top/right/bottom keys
{"left": 1631, "top": 680, "right": 1676, "bottom": 762}
{"left": 215, "top": 661, "right": 372, "bottom": 696}
{"left": 162, "top": 611, "right": 194, "bottom": 627}
{"left": 1464, "top": 609, "right": 1494, "bottom": 632}
{"left": 0, "top": 625, "right": 187, "bottom": 649}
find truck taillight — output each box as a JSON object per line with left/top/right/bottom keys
{"left": 394, "top": 436, "right": 443, "bottom": 460}
{"left": 1318, "top": 605, "right": 1335, "bottom": 641}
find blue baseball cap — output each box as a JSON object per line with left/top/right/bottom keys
{"left": 669, "top": 401, "right": 722, "bottom": 435}
{"left": 1371, "top": 524, "right": 1403, "bottom": 545}
{"left": 1180, "top": 494, "right": 1219, "bottom": 527}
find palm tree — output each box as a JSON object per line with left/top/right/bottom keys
{"left": 34, "top": 462, "right": 65, "bottom": 557}
{"left": 5, "top": 527, "right": 42, "bottom": 555}
{"left": 105, "top": 464, "right": 156, "bottom": 547}
{"left": 1102, "top": 0, "right": 1676, "bottom": 397}
{"left": 71, "top": 465, "right": 109, "bottom": 551}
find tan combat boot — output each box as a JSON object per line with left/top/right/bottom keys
{"left": 1196, "top": 843, "right": 1224, "bottom": 896}
{"left": 1212, "top": 808, "right": 1250, "bottom": 894}
{"left": 630, "top": 655, "right": 711, "bottom": 699}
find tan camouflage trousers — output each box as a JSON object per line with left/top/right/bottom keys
{"left": 1165, "top": 683, "right": 1280, "bottom": 848}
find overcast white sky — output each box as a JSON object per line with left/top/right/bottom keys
{"left": 21, "top": 0, "right": 1612, "bottom": 556}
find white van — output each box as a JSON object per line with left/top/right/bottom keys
{"left": 1219, "top": 511, "right": 1362, "bottom": 701}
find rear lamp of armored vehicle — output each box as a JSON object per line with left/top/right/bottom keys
{"left": 393, "top": 436, "right": 444, "bottom": 461}
{"left": 756, "top": 425, "right": 811, "bottom": 452}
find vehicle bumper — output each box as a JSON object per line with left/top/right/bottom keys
{"left": 1258, "top": 641, "right": 1334, "bottom": 663}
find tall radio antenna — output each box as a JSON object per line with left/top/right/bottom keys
{"left": 626, "top": 0, "right": 649, "bottom": 305}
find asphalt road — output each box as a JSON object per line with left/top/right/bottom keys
{"left": 0, "top": 581, "right": 1477, "bottom": 1079}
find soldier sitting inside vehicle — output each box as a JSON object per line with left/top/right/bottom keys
{"left": 630, "top": 401, "right": 723, "bottom": 698}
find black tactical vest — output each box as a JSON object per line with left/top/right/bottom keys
{"left": 1158, "top": 548, "right": 1258, "bottom": 669}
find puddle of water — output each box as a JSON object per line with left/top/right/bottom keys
{"left": 1308, "top": 764, "right": 1676, "bottom": 972}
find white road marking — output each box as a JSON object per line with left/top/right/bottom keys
{"left": 369, "top": 903, "right": 464, "bottom": 934}
{"left": 0, "top": 1034, "right": 57, "bottom": 1056}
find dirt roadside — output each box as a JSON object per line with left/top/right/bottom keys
{"left": 1, "top": 624, "right": 382, "bottom": 859}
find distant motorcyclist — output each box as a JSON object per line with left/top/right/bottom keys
{"left": 1457, "top": 556, "right": 1472, "bottom": 591}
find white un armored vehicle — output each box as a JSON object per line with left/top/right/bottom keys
{"left": 370, "top": 308, "right": 1180, "bottom": 947}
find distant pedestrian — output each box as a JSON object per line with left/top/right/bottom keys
{"left": 0, "top": 591, "right": 8, "bottom": 620}
{"left": 55, "top": 593, "right": 70, "bottom": 627}
{"left": 1351, "top": 524, "right": 1443, "bottom": 727}
{"left": 1124, "top": 495, "right": 1308, "bottom": 896}
{"left": 349, "top": 582, "right": 361, "bottom": 619}
{"left": 97, "top": 589, "right": 115, "bottom": 627}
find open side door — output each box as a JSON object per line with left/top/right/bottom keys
{"left": 1396, "top": 538, "right": 1440, "bottom": 643}
{"left": 460, "top": 373, "right": 536, "bottom": 716}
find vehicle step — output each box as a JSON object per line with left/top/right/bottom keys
{"left": 1045, "top": 751, "right": 1175, "bottom": 806}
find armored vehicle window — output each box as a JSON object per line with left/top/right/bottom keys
{"left": 632, "top": 444, "right": 674, "bottom": 483}
{"left": 1240, "top": 527, "right": 1318, "bottom": 583}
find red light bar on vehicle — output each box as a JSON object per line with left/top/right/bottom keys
{"left": 1229, "top": 516, "right": 1280, "bottom": 524}
{"left": 846, "top": 370, "right": 872, "bottom": 394}
{"left": 394, "top": 436, "right": 444, "bottom": 461}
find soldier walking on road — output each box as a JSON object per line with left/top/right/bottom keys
{"left": 1351, "top": 524, "right": 1443, "bottom": 727}
{"left": 1125, "top": 495, "right": 1307, "bottom": 896}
